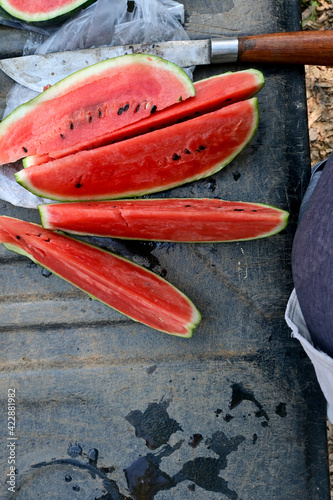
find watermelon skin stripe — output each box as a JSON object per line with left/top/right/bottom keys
{"left": 39, "top": 198, "right": 289, "bottom": 243}
{"left": 0, "top": 216, "right": 201, "bottom": 337}
{"left": 0, "top": 54, "right": 195, "bottom": 165}
{"left": 23, "top": 69, "right": 265, "bottom": 167}
{"left": 16, "top": 98, "right": 259, "bottom": 201}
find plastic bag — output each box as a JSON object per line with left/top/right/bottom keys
{"left": 0, "top": 0, "right": 191, "bottom": 208}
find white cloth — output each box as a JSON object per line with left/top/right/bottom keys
{"left": 285, "top": 288, "right": 333, "bottom": 423}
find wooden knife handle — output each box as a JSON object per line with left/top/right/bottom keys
{"left": 238, "top": 31, "right": 333, "bottom": 66}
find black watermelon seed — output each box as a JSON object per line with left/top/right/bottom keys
{"left": 70, "top": 122, "right": 74, "bottom": 130}
{"left": 22, "top": 146, "right": 28, "bottom": 153}
{"left": 233, "top": 208, "right": 244, "bottom": 211}
{"left": 185, "top": 148, "right": 191, "bottom": 154}
{"left": 198, "top": 145, "right": 206, "bottom": 150}
{"left": 135, "top": 104, "right": 140, "bottom": 113}
{"left": 224, "top": 98, "right": 232, "bottom": 102}
{"left": 98, "top": 109, "right": 102, "bottom": 117}
{"left": 60, "top": 133, "right": 65, "bottom": 139}
{"left": 150, "top": 104, "right": 157, "bottom": 114}
{"left": 16, "top": 235, "right": 20, "bottom": 239}
{"left": 89, "top": 115, "right": 92, "bottom": 122}
{"left": 178, "top": 96, "right": 183, "bottom": 101}
{"left": 75, "top": 182, "right": 82, "bottom": 188}
{"left": 123, "top": 104, "right": 129, "bottom": 112}
{"left": 185, "top": 205, "right": 191, "bottom": 207}
{"left": 251, "top": 210, "right": 258, "bottom": 212}
{"left": 118, "top": 107, "right": 123, "bottom": 115}
{"left": 173, "top": 153, "right": 181, "bottom": 160}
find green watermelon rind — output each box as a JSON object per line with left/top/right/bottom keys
{"left": 16, "top": 98, "right": 260, "bottom": 201}
{"left": 0, "top": 0, "right": 96, "bottom": 23}
{"left": 22, "top": 69, "right": 265, "bottom": 169}
{"left": 0, "top": 53, "right": 195, "bottom": 153}
{"left": 38, "top": 198, "right": 289, "bottom": 243}
{"left": 1, "top": 225, "right": 201, "bottom": 337}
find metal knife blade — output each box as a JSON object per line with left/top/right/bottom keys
{"left": 1, "top": 31, "right": 333, "bottom": 93}
{"left": 0, "top": 39, "right": 215, "bottom": 93}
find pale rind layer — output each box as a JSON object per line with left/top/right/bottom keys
{"left": 0, "top": 53, "right": 195, "bottom": 164}
{"left": 0, "top": 0, "right": 95, "bottom": 23}
{"left": 38, "top": 198, "right": 289, "bottom": 243}
{"left": 23, "top": 69, "right": 265, "bottom": 167}
{"left": 0, "top": 216, "right": 201, "bottom": 337}
{"left": 16, "top": 98, "right": 259, "bottom": 201}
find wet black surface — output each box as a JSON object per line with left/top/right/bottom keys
{"left": 0, "top": 1, "right": 330, "bottom": 499}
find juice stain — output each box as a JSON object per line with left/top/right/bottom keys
{"left": 275, "top": 402, "right": 287, "bottom": 418}
{"left": 229, "top": 383, "right": 269, "bottom": 422}
{"left": 32, "top": 446, "right": 127, "bottom": 500}
{"left": 188, "top": 433, "right": 203, "bottom": 448}
{"left": 124, "top": 442, "right": 182, "bottom": 500}
{"left": 125, "top": 431, "right": 245, "bottom": 500}
{"left": 123, "top": 240, "right": 160, "bottom": 270}
{"left": 125, "top": 400, "right": 183, "bottom": 450}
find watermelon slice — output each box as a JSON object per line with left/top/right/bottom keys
{"left": 22, "top": 69, "right": 265, "bottom": 168}
{"left": 0, "top": 216, "right": 200, "bottom": 337}
{"left": 0, "top": 54, "right": 195, "bottom": 165}
{"left": 38, "top": 198, "right": 289, "bottom": 242}
{"left": 0, "top": 0, "right": 95, "bottom": 23}
{"left": 16, "top": 98, "right": 259, "bottom": 201}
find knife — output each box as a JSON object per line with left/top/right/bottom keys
{"left": 1, "top": 30, "right": 332, "bottom": 93}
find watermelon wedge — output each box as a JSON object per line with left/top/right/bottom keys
{"left": 0, "top": 0, "right": 95, "bottom": 23}
{"left": 0, "top": 216, "right": 200, "bottom": 337}
{"left": 16, "top": 98, "right": 259, "bottom": 201}
{"left": 0, "top": 54, "right": 195, "bottom": 165}
{"left": 22, "top": 69, "right": 265, "bottom": 167}
{"left": 38, "top": 198, "right": 289, "bottom": 242}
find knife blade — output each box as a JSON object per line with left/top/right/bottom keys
{"left": 1, "top": 31, "right": 333, "bottom": 93}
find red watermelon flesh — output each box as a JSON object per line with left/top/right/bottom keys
{"left": 0, "top": 0, "right": 95, "bottom": 22}
{"left": 16, "top": 98, "right": 259, "bottom": 201}
{"left": 0, "top": 54, "right": 194, "bottom": 165}
{"left": 0, "top": 216, "right": 200, "bottom": 337}
{"left": 23, "top": 69, "right": 265, "bottom": 167}
{"left": 39, "top": 198, "right": 289, "bottom": 242}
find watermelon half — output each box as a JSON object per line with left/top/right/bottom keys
{"left": 0, "top": 216, "right": 200, "bottom": 337}
{"left": 0, "top": 0, "right": 95, "bottom": 23}
{"left": 0, "top": 53, "right": 195, "bottom": 165}
{"left": 16, "top": 98, "right": 259, "bottom": 201}
{"left": 39, "top": 198, "right": 289, "bottom": 242}
{"left": 22, "top": 69, "right": 265, "bottom": 167}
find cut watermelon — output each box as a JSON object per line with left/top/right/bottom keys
{"left": 0, "top": 216, "right": 200, "bottom": 337}
{"left": 23, "top": 69, "right": 265, "bottom": 167}
{"left": 16, "top": 98, "right": 259, "bottom": 201}
{"left": 0, "top": 0, "right": 95, "bottom": 22}
{"left": 0, "top": 54, "right": 195, "bottom": 165}
{"left": 39, "top": 198, "right": 289, "bottom": 242}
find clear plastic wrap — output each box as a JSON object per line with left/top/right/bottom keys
{"left": 0, "top": 0, "right": 191, "bottom": 208}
